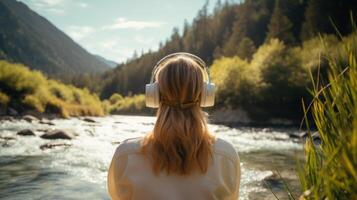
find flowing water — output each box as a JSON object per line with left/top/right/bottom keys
{"left": 0, "top": 115, "right": 304, "bottom": 200}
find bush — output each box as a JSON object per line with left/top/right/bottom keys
{"left": 298, "top": 34, "right": 340, "bottom": 71}
{"left": 0, "top": 60, "right": 104, "bottom": 117}
{"left": 109, "top": 93, "right": 124, "bottom": 104}
{"left": 211, "top": 38, "right": 310, "bottom": 121}
{"left": 211, "top": 55, "right": 262, "bottom": 108}
{"left": 105, "top": 93, "right": 150, "bottom": 115}
{"left": 0, "top": 92, "right": 9, "bottom": 106}
{"left": 252, "top": 39, "right": 309, "bottom": 120}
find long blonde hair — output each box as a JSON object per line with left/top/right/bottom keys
{"left": 142, "top": 55, "right": 215, "bottom": 175}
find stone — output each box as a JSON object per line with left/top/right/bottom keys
{"left": 39, "top": 120, "right": 55, "bottom": 126}
{"left": 8, "top": 107, "right": 18, "bottom": 116}
{"left": 22, "top": 115, "right": 38, "bottom": 122}
{"left": 17, "top": 129, "right": 36, "bottom": 136}
{"left": 0, "top": 136, "right": 16, "bottom": 140}
{"left": 40, "top": 143, "right": 72, "bottom": 150}
{"left": 83, "top": 117, "right": 96, "bottom": 123}
{"left": 40, "top": 130, "right": 75, "bottom": 140}
{"left": 312, "top": 132, "right": 321, "bottom": 145}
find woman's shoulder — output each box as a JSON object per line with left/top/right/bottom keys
{"left": 213, "top": 137, "right": 239, "bottom": 164}
{"left": 114, "top": 137, "right": 144, "bottom": 157}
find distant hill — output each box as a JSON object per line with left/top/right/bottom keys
{"left": 0, "top": 0, "right": 110, "bottom": 74}
{"left": 93, "top": 54, "right": 118, "bottom": 68}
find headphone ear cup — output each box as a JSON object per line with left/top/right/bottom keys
{"left": 200, "top": 82, "right": 215, "bottom": 107}
{"left": 145, "top": 82, "right": 160, "bottom": 108}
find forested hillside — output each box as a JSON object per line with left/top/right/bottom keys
{"left": 0, "top": 0, "right": 110, "bottom": 74}
{"left": 99, "top": 0, "right": 357, "bottom": 122}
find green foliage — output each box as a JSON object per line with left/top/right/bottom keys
{"left": 298, "top": 32, "right": 357, "bottom": 199}
{"left": 236, "top": 37, "right": 256, "bottom": 60}
{"left": 211, "top": 56, "right": 255, "bottom": 107}
{"left": 103, "top": 93, "right": 151, "bottom": 115}
{"left": 300, "top": 0, "right": 356, "bottom": 40}
{"left": 298, "top": 34, "right": 340, "bottom": 71}
{"left": 109, "top": 93, "right": 124, "bottom": 104}
{"left": 0, "top": 60, "right": 104, "bottom": 117}
{"left": 0, "top": 91, "right": 9, "bottom": 106}
{"left": 266, "top": 0, "right": 295, "bottom": 44}
{"left": 212, "top": 38, "right": 309, "bottom": 121}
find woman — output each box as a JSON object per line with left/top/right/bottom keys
{"left": 107, "top": 53, "right": 241, "bottom": 200}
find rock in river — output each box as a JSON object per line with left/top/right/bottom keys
{"left": 40, "top": 130, "right": 75, "bottom": 140}
{"left": 7, "top": 107, "right": 18, "bottom": 116}
{"left": 22, "top": 115, "right": 39, "bottom": 122}
{"left": 39, "top": 119, "right": 55, "bottom": 126}
{"left": 83, "top": 117, "right": 96, "bottom": 123}
{"left": 40, "top": 143, "right": 72, "bottom": 150}
{"left": 17, "top": 129, "right": 36, "bottom": 136}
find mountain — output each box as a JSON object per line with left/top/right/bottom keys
{"left": 0, "top": 0, "right": 110, "bottom": 74}
{"left": 93, "top": 54, "right": 118, "bottom": 68}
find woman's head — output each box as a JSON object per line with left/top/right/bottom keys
{"left": 156, "top": 55, "right": 205, "bottom": 108}
{"left": 142, "top": 54, "right": 214, "bottom": 175}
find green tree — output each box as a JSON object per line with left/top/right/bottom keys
{"left": 250, "top": 39, "right": 308, "bottom": 120}
{"left": 266, "top": 0, "right": 295, "bottom": 44}
{"left": 237, "top": 37, "right": 256, "bottom": 60}
{"left": 301, "top": 0, "right": 357, "bottom": 40}
{"left": 210, "top": 56, "right": 254, "bottom": 107}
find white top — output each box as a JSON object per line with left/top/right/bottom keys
{"left": 107, "top": 137, "right": 241, "bottom": 200}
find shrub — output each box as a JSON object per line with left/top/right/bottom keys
{"left": 210, "top": 39, "right": 310, "bottom": 121}
{"left": 252, "top": 39, "right": 309, "bottom": 120}
{"left": 0, "top": 92, "right": 9, "bottom": 106}
{"left": 0, "top": 60, "right": 104, "bottom": 117}
{"left": 106, "top": 93, "right": 150, "bottom": 115}
{"left": 211, "top": 56, "right": 251, "bottom": 107}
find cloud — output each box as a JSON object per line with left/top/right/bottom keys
{"left": 66, "top": 26, "right": 94, "bottom": 40}
{"left": 77, "top": 2, "right": 88, "bottom": 8}
{"left": 29, "top": 0, "right": 66, "bottom": 14}
{"left": 86, "top": 41, "right": 133, "bottom": 63}
{"left": 32, "top": 0, "right": 64, "bottom": 7}
{"left": 103, "top": 17, "right": 165, "bottom": 30}
{"left": 46, "top": 7, "right": 65, "bottom": 14}
{"left": 99, "top": 38, "right": 121, "bottom": 49}
{"left": 134, "top": 35, "right": 155, "bottom": 45}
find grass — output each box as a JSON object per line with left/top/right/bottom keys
{"left": 297, "top": 30, "right": 357, "bottom": 199}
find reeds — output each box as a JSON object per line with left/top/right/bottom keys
{"left": 298, "top": 29, "right": 357, "bottom": 199}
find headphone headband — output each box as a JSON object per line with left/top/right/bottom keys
{"left": 149, "top": 52, "right": 211, "bottom": 83}
{"left": 146, "top": 52, "right": 215, "bottom": 108}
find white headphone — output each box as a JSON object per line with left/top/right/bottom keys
{"left": 145, "top": 52, "right": 215, "bottom": 108}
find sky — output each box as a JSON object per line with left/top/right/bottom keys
{"left": 18, "top": 0, "right": 218, "bottom": 63}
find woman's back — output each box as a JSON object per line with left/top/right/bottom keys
{"left": 107, "top": 53, "right": 241, "bottom": 199}
{"left": 108, "top": 137, "right": 240, "bottom": 200}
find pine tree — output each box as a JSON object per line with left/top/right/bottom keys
{"left": 266, "top": 0, "right": 295, "bottom": 44}
{"left": 237, "top": 37, "right": 256, "bottom": 60}
{"left": 222, "top": 0, "right": 271, "bottom": 56}
{"left": 222, "top": 1, "right": 253, "bottom": 56}
{"left": 301, "top": 0, "right": 357, "bottom": 40}
{"left": 300, "top": 0, "right": 323, "bottom": 40}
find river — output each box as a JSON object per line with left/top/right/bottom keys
{"left": 0, "top": 115, "right": 304, "bottom": 200}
